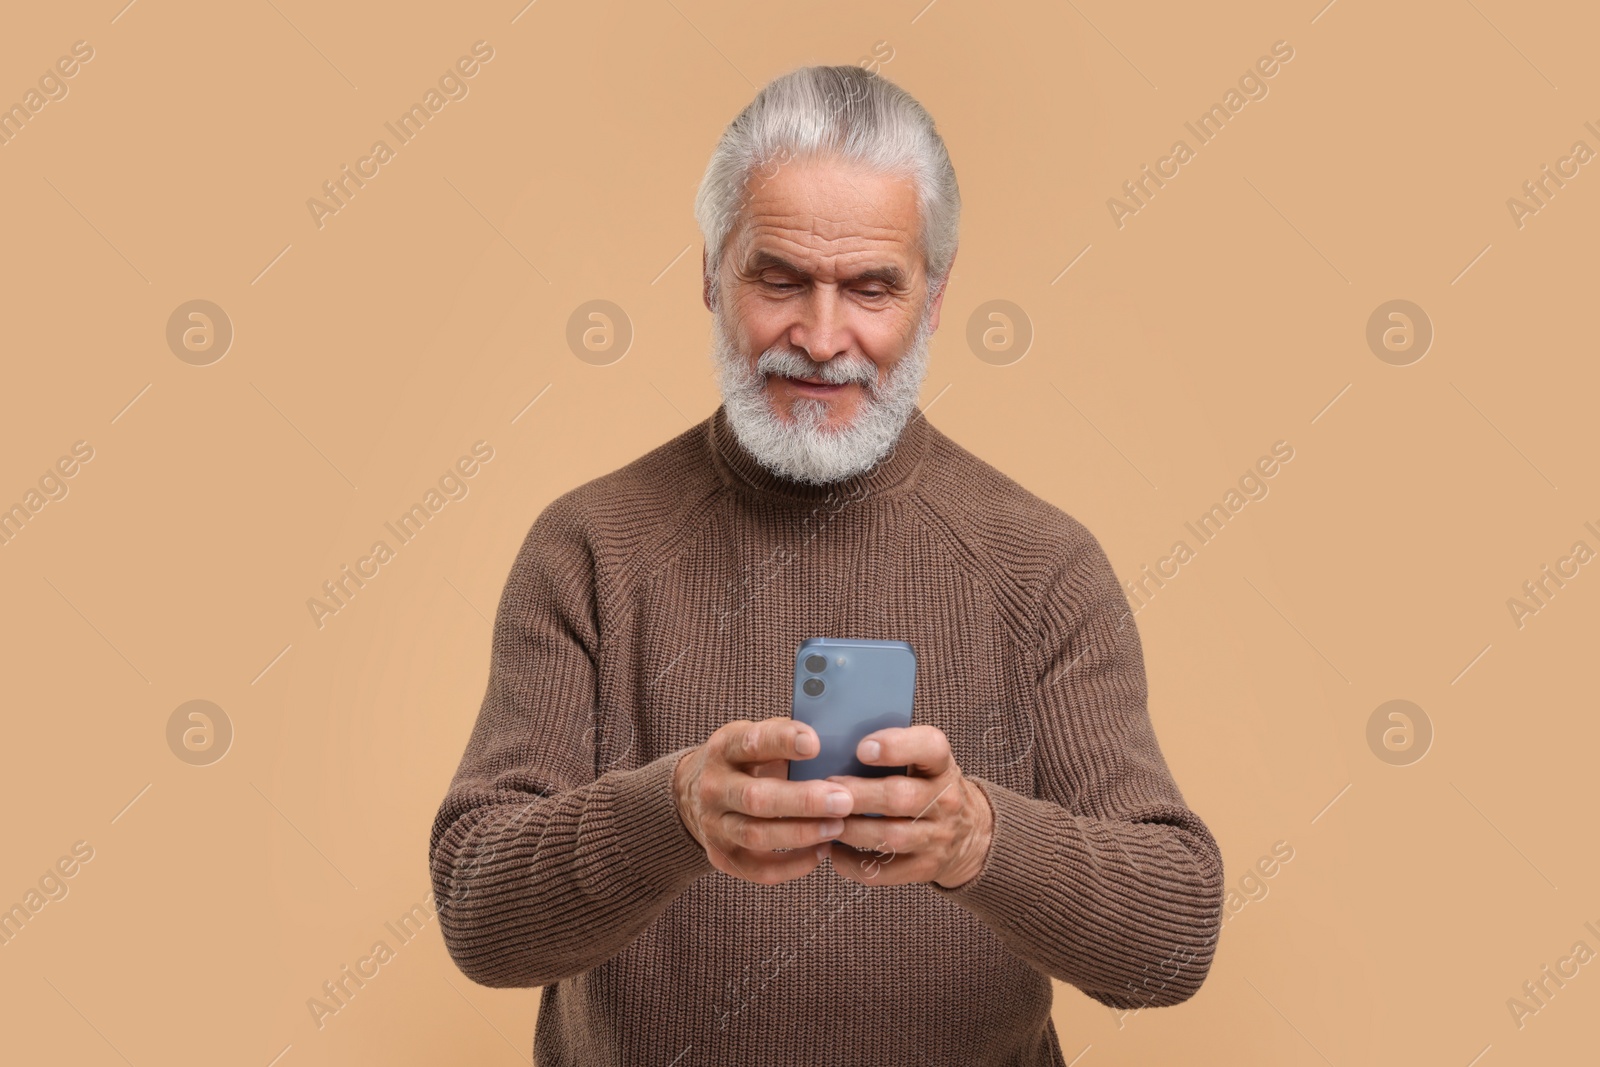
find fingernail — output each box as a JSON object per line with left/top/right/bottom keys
{"left": 826, "top": 791, "right": 852, "bottom": 815}
{"left": 815, "top": 843, "right": 831, "bottom": 861}
{"left": 860, "top": 740, "right": 880, "bottom": 761}
{"left": 795, "top": 732, "right": 817, "bottom": 756}
{"left": 821, "top": 819, "right": 844, "bottom": 836}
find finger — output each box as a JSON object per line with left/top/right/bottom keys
{"left": 820, "top": 832, "right": 926, "bottom": 885}
{"left": 717, "top": 811, "right": 846, "bottom": 852}
{"left": 830, "top": 814, "right": 915, "bottom": 857}
{"left": 747, "top": 757, "right": 789, "bottom": 780}
{"left": 825, "top": 772, "right": 948, "bottom": 819}
{"left": 858, "top": 724, "right": 951, "bottom": 776}
{"left": 713, "top": 840, "right": 831, "bottom": 886}
{"left": 718, "top": 774, "right": 854, "bottom": 820}
{"left": 718, "top": 717, "right": 819, "bottom": 767}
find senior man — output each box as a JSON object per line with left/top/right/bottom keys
{"left": 430, "top": 64, "right": 1223, "bottom": 1066}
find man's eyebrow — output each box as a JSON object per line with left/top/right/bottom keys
{"left": 744, "top": 251, "right": 907, "bottom": 288}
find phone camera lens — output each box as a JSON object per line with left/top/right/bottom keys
{"left": 804, "top": 654, "right": 828, "bottom": 673}
{"left": 802, "top": 678, "right": 825, "bottom": 697}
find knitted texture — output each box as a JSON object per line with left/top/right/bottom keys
{"left": 428, "top": 403, "right": 1224, "bottom": 1066}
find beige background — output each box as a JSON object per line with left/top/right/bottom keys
{"left": 1, "top": 0, "right": 1595, "bottom": 1064}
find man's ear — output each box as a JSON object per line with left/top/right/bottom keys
{"left": 926, "top": 248, "right": 956, "bottom": 331}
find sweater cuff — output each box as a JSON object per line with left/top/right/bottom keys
{"left": 589, "top": 746, "right": 714, "bottom": 897}
{"left": 929, "top": 776, "right": 1059, "bottom": 930}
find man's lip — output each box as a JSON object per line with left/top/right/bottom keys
{"left": 778, "top": 375, "right": 848, "bottom": 387}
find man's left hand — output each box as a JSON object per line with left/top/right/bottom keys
{"left": 820, "top": 724, "right": 993, "bottom": 888}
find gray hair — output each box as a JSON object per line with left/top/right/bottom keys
{"left": 694, "top": 64, "right": 961, "bottom": 304}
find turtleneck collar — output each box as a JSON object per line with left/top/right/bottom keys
{"left": 706, "top": 401, "right": 933, "bottom": 506}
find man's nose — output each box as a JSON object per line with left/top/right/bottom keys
{"left": 789, "top": 285, "right": 850, "bottom": 363}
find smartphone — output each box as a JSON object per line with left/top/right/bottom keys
{"left": 786, "top": 637, "right": 916, "bottom": 818}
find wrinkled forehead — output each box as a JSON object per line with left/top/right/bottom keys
{"left": 727, "top": 156, "right": 924, "bottom": 279}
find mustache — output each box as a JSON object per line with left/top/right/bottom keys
{"left": 756, "top": 346, "right": 879, "bottom": 389}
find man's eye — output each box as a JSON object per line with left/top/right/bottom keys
{"left": 856, "top": 288, "right": 888, "bottom": 299}
{"left": 763, "top": 280, "right": 800, "bottom": 291}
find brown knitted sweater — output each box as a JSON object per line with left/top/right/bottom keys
{"left": 429, "top": 403, "right": 1224, "bottom": 1066}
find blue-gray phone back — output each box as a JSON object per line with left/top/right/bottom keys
{"left": 787, "top": 637, "right": 916, "bottom": 786}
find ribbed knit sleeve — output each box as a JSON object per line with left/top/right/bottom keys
{"left": 931, "top": 526, "right": 1224, "bottom": 1009}
{"left": 428, "top": 493, "right": 712, "bottom": 989}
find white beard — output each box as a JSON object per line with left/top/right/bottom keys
{"left": 709, "top": 302, "right": 932, "bottom": 486}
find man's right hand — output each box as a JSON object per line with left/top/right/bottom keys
{"left": 673, "top": 717, "right": 853, "bottom": 885}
